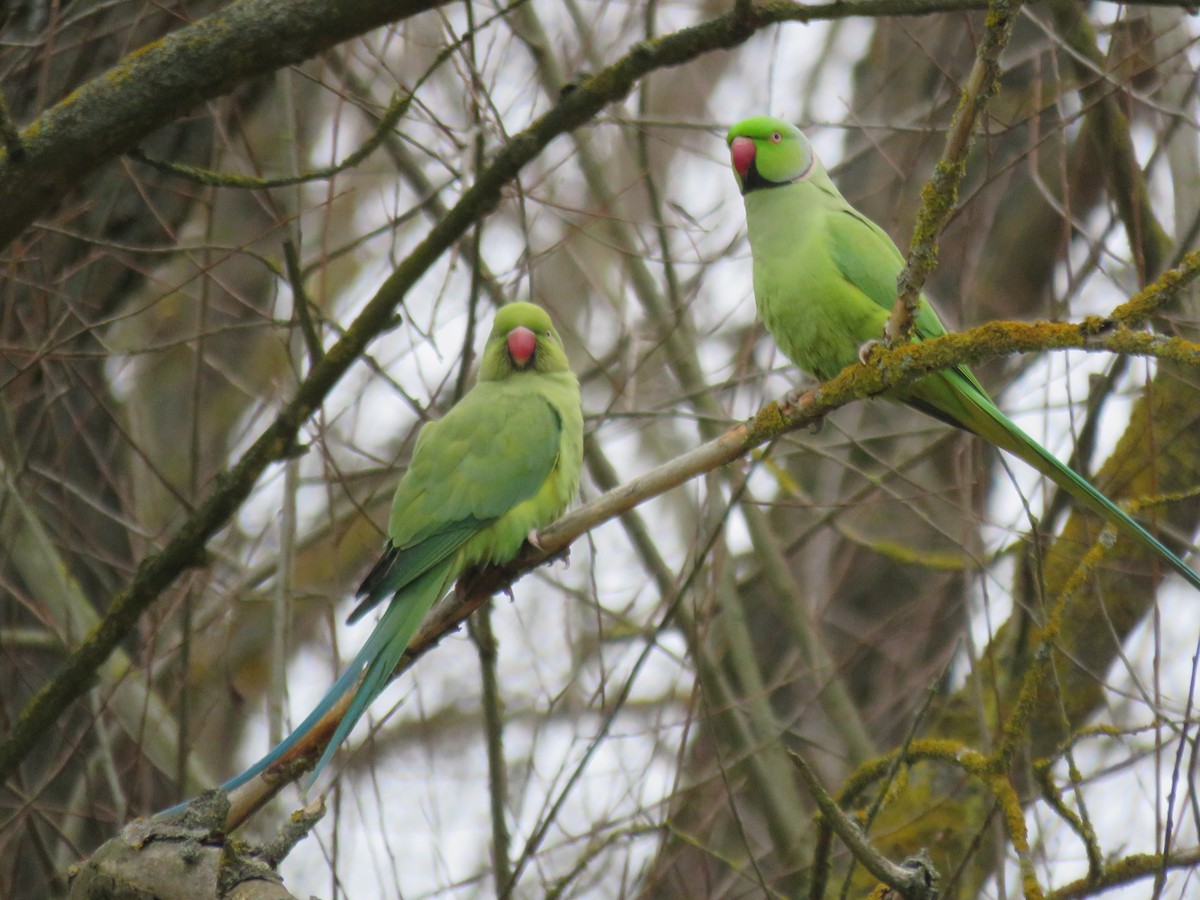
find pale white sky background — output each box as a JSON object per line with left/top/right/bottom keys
{"left": 209, "top": 3, "right": 1200, "bottom": 896}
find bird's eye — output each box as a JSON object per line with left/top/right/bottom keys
{"left": 545, "top": 330, "right": 552, "bottom": 338}
{"left": 770, "top": 131, "right": 782, "bottom": 143}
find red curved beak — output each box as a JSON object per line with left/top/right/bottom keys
{"left": 730, "top": 136, "right": 756, "bottom": 177}
{"left": 507, "top": 325, "right": 537, "bottom": 367}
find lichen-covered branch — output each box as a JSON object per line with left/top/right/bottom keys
{"left": 0, "top": 0, "right": 448, "bottom": 250}
{"left": 0, "top": 0, "right": 1000, "bottom": 253}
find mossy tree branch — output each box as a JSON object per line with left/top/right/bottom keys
{"left": 2, "top": 0, "right": 1005, "bottom": 254}
{"left": 0, "top": 0, "right": 450, "bottom": 251}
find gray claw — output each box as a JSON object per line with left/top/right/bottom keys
{"left": 858, "top": 339, "right": 880, "bottom": 365}
{"left": 781, "top": 386, "right": 807, "bottom": 412}
{"left": 780, "top": 386, "right": 824, "bottom": 433}
{"left": 527, "top": 528, "right": 545, "bottom": 551}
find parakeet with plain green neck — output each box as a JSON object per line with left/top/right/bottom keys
{"left": 727, "top": 114, "right": 1199, "bottom": 592}
{"left": 189, "top": 302, "right": 583, "bottom": 799}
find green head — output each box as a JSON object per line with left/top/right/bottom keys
{"left": 479, "top": 302, "right": 571, "bottom": 381}
{"left": 726, "top": 116, "right": 814, "bottom": 194}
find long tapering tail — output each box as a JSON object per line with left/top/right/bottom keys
{"left": 912, "top": 373, "right": 1200, "bottom": 592}
{"left": 158, "top": 562, "right": 450, "bottom": 817}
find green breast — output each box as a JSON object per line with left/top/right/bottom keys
{"left": 459, "top": 371, "right": 583, "bottom": 567}
{"left": 745, "top": 183, "right": 890, "bottom": 382}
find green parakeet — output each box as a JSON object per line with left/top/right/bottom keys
{"left": 727, "top": 114, "right": 1199, "bottom": 591}
{"left": 207, "top": 301, "right": 583, "bottom": 795}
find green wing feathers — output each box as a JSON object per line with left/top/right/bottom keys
{"left": 827, "top": 192, "right": 1200, "bottom": 590}
{"left": 387, "top": 388, "right": 563, "bottom": 544}
{"left": 350, "top": 523, "right": 481, "bottom": 624}
{"left": 350, "top": 386, "right": 564, "bottom": 623}
{"left": 821, "top": 170, "right": 1200, "bottom": 589}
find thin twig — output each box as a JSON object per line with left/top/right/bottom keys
{"left": 1045, "top": 0, "right": 1173, "bottom": 282}
{"left": 469, "top": 608, "right": 512, "bottom": 896}
{"left": 789, "top": 748, "right": 939, "bottom": 898}
{"left": 0, "top": 89, "right": 23, "bottom": 161}
{"left": 885, "top": 0, "right": 1022, "bottom": 343}
{"left": 284, "top": 239, "right": 325, "bottom": 368}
